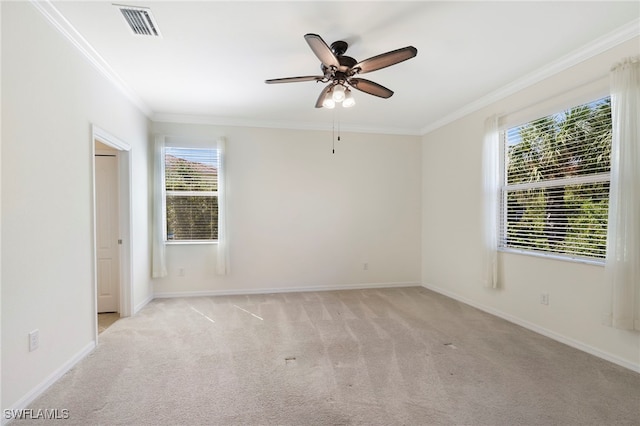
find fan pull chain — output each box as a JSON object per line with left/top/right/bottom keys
{"left": 331, "top": 108, "right": 341, "bottom": 154}
{"left": 332, "top": 110, "right": 335, "bottom": 154}
{"left": 337, "top": 107, "right": 341, "bottom": 143}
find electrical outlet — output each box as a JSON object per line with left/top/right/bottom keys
{"left": 363, "top": 262, "right": 369, "bottom": 271}
{"left": 178, "top": 268, "right": 185, "bottom": 277}
{"left": 540, "top": 293, "right": 549, "bottom": 305}
{"left": 29, "top": 329, "right": 39, "bottom": 352}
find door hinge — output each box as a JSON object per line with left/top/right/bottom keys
{"left": 118, "top": 239, "right": 123, "bottom": 245}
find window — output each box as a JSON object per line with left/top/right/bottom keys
{"left": 164, "top": 147, "right": 219, "bottom": 242}
{"left": 499, "top": 96, "right": 611, "bottom": 261}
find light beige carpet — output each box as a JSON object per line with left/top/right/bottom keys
{"left": 24, "top": 287, "right": 640, "bottom": 425}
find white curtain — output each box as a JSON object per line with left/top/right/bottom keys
{"left": 151, "top": 135, "right": 168, "bottom": 278}
{"left": 216, "top": 137, "right": 229, "bottom": 275}
{"left": 603, "top": 56, "right": 640, "bottom": 331}
{"left": 482, "top": 115, "right": 500, "bottom": 289}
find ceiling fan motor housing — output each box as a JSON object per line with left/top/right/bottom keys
{"left": 322, "top": 41, "right": 357, "bottom": 76}
{"left": 322, "top": 58, "right": 357, "bottom": 76}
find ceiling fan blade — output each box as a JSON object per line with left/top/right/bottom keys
{"left": 265, "top": 76, "right": 324, "bottom": 84}
{"left": 352, "top": 46, "right": 417, "bottom": 74}
{"left": 304, "top": 33, "right": 339, "bottom": 69}
{"left": 348, "top": 78, "right": 394, "bottom": 98}
{"left": 315, "top": 84, "right": 332, "bottom": 108}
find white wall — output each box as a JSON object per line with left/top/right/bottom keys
{"left": 151, "top": 122, "right": 422, "bottom": 295}
{"left": 1, "top": 2, "right": 151, "bottom": 411}
{"left": 421, "top": 37, "right": 640, "bottom": 370}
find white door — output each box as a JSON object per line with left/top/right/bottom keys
{"left": 96, "top": 154, "right": 120, "bottom": 313}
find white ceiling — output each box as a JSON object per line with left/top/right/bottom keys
{"left": 48, "top": 1, "right": 639, "bottom": 134}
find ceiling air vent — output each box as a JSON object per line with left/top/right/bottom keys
{"left": 115, "top": 5, "right": 161, "bottom": 37}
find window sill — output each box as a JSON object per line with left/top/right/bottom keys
{"left": 165, "top": 240, "right": 218, "bottom": 246}
{"left": 498, "top": 247, "right": 605, "bottom": 266}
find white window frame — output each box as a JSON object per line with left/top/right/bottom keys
{"left": 498, "top": 89, "right": 612, "bottom": 265}
{"left": 163, "top": 145, "right": 220, "bottom": 245}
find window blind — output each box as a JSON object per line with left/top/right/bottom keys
{"left": 165, "top": 147, "right": 219, "bottom": 241}
{"left": 500, "top": 96, "right": 611, "bottom": 260}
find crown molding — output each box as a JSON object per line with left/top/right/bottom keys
{"left": 420, "top": 18, "right": 640, "bottom": 135}
{"left": 152, "top": 112, "right": 423, "bottom": 136}
{"left": 30, "top": 0, "right": 152, "bottom": 118}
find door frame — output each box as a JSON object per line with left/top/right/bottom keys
{"left": 91, "top": 125, "right": 133, "bottom": 340}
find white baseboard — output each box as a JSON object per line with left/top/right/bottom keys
{"left": 2, "top": 341, "right": 96, "bottom": 425}
{"left": 154, "top": 281, "right": 420, "bottom": 299}
{"left": 133, "top": 294, "right": 154, "bottom": 314}
{"left": 422, "top": 282, "right": 640, "bottom": 374}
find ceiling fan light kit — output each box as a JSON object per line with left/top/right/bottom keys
{"left": 266, "top": 33, "right": 417, "bottom": 109}
{"left": 321, "top": 84, "right": 355, "bottom": 109}
{"left": 342, "top": 88, "right": 355, "bottom": 108}
{"left": 322, "top": 93, "right": 336, "bottom": 109}
{"left": 332, "top": 84, "right": 346, "bottom": 102}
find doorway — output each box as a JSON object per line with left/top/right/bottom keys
{"left": 95, "top": 146, "right": 120, "bottom": 314}
{"left": 92, "top": 125, "right": 132, "bottom": 339}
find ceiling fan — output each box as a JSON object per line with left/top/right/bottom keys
{"left": 265, "top": 33, "right": 418, "bottom": 109}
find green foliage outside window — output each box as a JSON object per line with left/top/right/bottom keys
{"left": 165, "top": 149, "right": 218, "bottom": 241}
{"left": 166, "top": 195, "right": 218, "bottom": 240}
{"left": 503, "top": 97, "right": 611, "bottom": 259}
